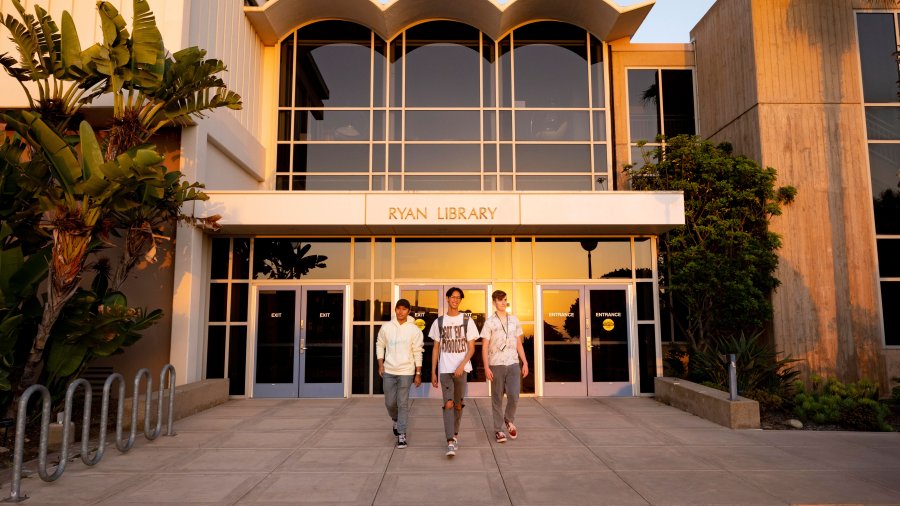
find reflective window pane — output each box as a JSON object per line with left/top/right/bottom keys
{"left": 406, "top": 111, "right": 480, "bottom": 141}
{"left": 516, "top": 175, "right": 592, "bottom": 191}
{"left": 495, "top": 238, "right": 513, "bottom": 279}
{"left": 882, "top": 281, "right": 900, "bottom": 346}
{"left": 293, "top": 144, "right": 369, "bottom": 173}
{"left": 253, "top": 239, "right": 350, "bottom": 280}
{"left": 541, "top": 289, "right": 582, "bottom": 382}
{"left": 628, "top": 69, "right": 660, "bottom": 142}
{"left": 514, "top": 23, "right": 589, "bottom": 108}
{"left": 404, "top": 176, "right": 481, "bottom": 191}
{"left": 228, "top": 327, "right": 247, "bottom": 395}
{"left": 637, "top": 324, "right": 656, "bottom": 394}
{"left": 296, "top": 22, "right": 371, "bottom": 107}
{"left": 210, "top": 238, "right": 230, "bottom": 280}
{"left": 591, "top": 36, "right": 605, "bottom": 108}
{"left": 857, "top": 14, "right": 900, "bottom": 104}
{"left": 232, "top": 239, "right": 251, "bottom": 280}
{"left": 294, "top": 110, "right": 369, "bottom": 141}
{"left": 374, "top": 40, "right": 387, "bottom": 107}
{"left": 374, "top": 239, "right": 391, "bottom": 279}
{"left": 515, "top": 111, "right": 590, "bottom": 141}
{"left": 354, "top": 240, "right": 372, "bottom": 279}
{"left": 374, "top": 282, "right": 392, "bottom": 321}
{"left": 405, "top": 145, "right": 480, "bottom": 172}
{"left": 592, "top": 111, "right": 607, "bottom": 141}
{"left": 230, "top": 283, "right": 249, "bottom": 322}
{"left": 877, "top": 239, "right": 900, "bottom": 278}
{"left": 535, "top": 239, "right": 631, "bottom": 279}
{"left": 866, "top": 107, "right": 900, "bottom": 140}
{"left": 661, "top": 70, "right": 696, "bottom": 136}
{"left": 208, "top": 283, "right": 227, "bottom": 322}
{"left": 869, "top": 144, "right": 900, "bottom": 234}
{"left": 278, "top": 34, "right": 294, "bottom": 107}
{"left": 635, "top": 238, "right": 653, "bottom": 278}
{"left": 405, "top": 22, "right": 480, "bottom": 107}
{"left": 499, "top": 37, "right": 512, "bottom": 108}
{"left": 516, "top": 145, "right": 591, "bottom": 172}
{"left": 206, "top": 326, "right": 226, "bottom": 379}
{"left": 351, "top": 326, "right": 371, "bottom": 394}
{"left": 353, "top": 282, "right": 371, "bottom": 321}
{"left": 395, "top": 239, "right": 491, "bottom": 278}
{"left": 291, "top": 175, "right": 369, "bottom": 191}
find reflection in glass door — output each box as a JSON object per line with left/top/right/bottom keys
{"left": 253, "top": 285, "right": 345, "bottom": 397}
{"left": 400, "top": 285, "right": 489, "bottom": 398}
{"left": 540, "top": 285, "right": 634, "bottom": 396}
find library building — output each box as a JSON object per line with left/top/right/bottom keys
{"left": 5, "top": 0, "right": 894, "bottom": 399}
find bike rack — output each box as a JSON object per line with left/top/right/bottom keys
{"left": 4, "top": 364, "right": 177, "bottom": 502}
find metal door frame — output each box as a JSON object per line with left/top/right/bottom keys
{"left": 250, "top": 284, "right": 347, "bottom": 398}
{"left": 536, "top": 283, "right": 637, "bottom": 397}
{"left": 585, "top": 284, "right": 635, "bottom": 396}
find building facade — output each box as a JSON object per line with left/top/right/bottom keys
{"left": 1, "top": 0, "right": 896, "bottom": 397}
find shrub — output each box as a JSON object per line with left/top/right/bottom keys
{"left": 792, "top": 376, "right": 892, "bottom": 431}
{"left": 687, "top": 330, "right": 800, "bottom": 398}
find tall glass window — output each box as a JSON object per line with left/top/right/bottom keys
{"left": 205, "top": 236, "right": 658, "bottom": 395}
{"left": 857, "top": 13, "right": 900, "bottom": 346}
{"left": 626, "top": 68, "right": 696, "bottom": 171}
{"left": 276, "top": 21, "right": 610, "bottom": 191}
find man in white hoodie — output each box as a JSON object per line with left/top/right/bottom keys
{"left": 377, "top": 298, "right": 424, "bottom": 449}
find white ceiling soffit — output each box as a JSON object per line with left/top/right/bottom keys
{"left": 244, "top": 0, "right": 655, "bottom": 45}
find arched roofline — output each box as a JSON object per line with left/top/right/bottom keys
{"left": 246, "top": 0, "right": 654, "bottom": 45}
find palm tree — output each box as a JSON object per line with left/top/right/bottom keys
{"left": 0, "top": 0, "right": 240, "bottom": 412}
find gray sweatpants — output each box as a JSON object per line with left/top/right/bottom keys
{"left": 439, "top": 373, "right": 467, "bottom": 441}
{"left": 490, "top": 364, "right": 521, "bottom": 432}
{"left": 383, "top": 373, "right": 414, "bottom": 434}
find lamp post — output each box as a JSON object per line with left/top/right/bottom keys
{"left": 580, "top": 240, "right": 598, "bottom": 279}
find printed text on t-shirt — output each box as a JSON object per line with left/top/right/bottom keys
{"left": 441, "top": 325, "right": 468, "bottom": 353}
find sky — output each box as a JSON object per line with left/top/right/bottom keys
{"left": 617, "top": 0, "right": 716, "bottom": 43}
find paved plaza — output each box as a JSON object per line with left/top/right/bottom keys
{"left": 6, "top": 396, "right": 900, "bottom": 504}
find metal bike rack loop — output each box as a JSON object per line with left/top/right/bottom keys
{"left": 5, "top": 365, "right": 177, "bottom": 502}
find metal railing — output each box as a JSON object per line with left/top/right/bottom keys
{"left": 5, "top": 365, "right": 177, "bottom": 502}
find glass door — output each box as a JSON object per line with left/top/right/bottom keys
{"left": 399, "top": 285, "right": 489, "bottom": 398}
{"left": 586, "top": 286, "right": 633, "bottom": 396}
{"left": 539, "top": 285, "right": 634, "bottom": 397}
{"left": 253, "top": 285, "right": 345, "bottom": 397}
{"left": 540, "top": 287, "right": 587, "bottom": 396}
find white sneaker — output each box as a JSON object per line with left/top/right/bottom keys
{"left": 446, "top": 442, "right": 456, "bottom": 456}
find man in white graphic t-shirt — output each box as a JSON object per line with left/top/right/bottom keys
{"left": 428, "top": 287, "right": 479, "bottom": 457}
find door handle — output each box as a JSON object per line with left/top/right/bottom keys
{"left": 300, "top": 337, "right": 306, "bottom": 354}
{"left": 585, "top": 337, "right": 592, "bottom": 352}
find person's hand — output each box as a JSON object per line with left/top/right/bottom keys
{"left": 431, "top": 373, "right": 438, "bottom": 388}
{"left": 414, "top": 373, "right": 422, "bottom": 387}
{"left": 378, "top": 363, "right": 385, "bottom": 377}
{"left": 521, "top": 362, "right": 529, "bottom": 378}
{"left": 454, "top": 365, "right": 465, "bottom": 378}
{"left": 485, "top": 367, "right": 494, "bottom": 381}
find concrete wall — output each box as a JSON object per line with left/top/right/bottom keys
{"left": 692, "top": 0, "right": 895, "bottom": 389}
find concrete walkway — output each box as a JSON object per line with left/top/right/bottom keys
{"left": 7, "top": 397, "right": 900, "bottom": 505}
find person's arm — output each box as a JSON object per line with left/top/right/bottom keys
{"left": 456, "top": 339, "right": 476, "bottom": 378}
{"left": 480, "top": 320, "right": 493, "bottom": 381}
{"left": 376, "top": 326, "right": 387, "bottom": 377}
{"left": 515, "top": 318, "right": 528, "bottom": 378}
{"left": 411, "top": 328, "right": 424, "bottom": 387}
{"left": 431, "top": 339, "right": 440, "bottom": 387}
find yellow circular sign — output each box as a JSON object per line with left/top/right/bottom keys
{"left": 415, "top": 318, "right": 426, "bottom": 331}
{"left": 602, "top": 318, "right": 615, "bottom": 331}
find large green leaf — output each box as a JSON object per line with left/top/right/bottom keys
{"left": 46, "top": 341, "right": 87, "bottom": 378}
{"left": 19, "top": 111, "right": 79, "bottom": 195}
{"left": 79, "top": 121, "right": 103, "bottom": 180}
{"left": 130, "top": 0, "right": 164, "bottom": 88}
{"left": 60, "top": 12, "right": 84, "bottom": 77}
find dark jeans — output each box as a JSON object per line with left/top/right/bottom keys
{"left": 383, "top": 373, "right": 414, "bottom": 434}
{"left": 439, "top": 373, "right": 467, "bottom": 441}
